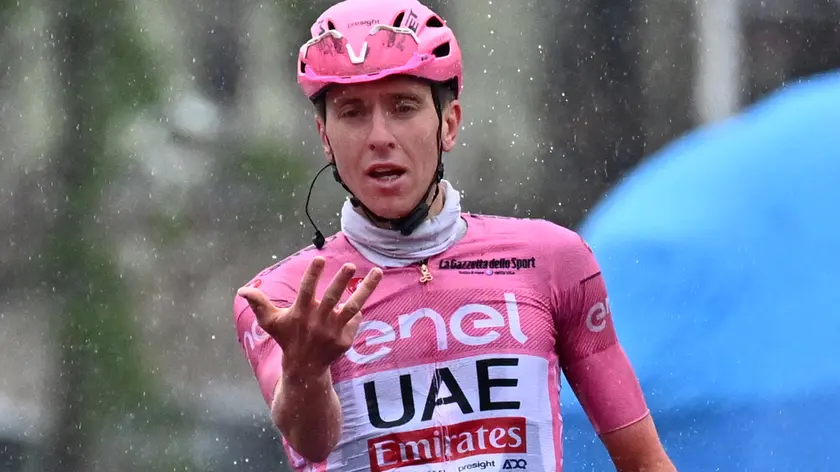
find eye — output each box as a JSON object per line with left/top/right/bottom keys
{"left": 394, "top": 100, "right": 418, "bottom": 114}
{"left": 338, "top": 107, "right": 364, "bottom": 119}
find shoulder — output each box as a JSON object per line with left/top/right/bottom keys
{"left": 233, "top": 233, "right": 356, "bottom": 317}
{"left": 465, "top": 213, "right": 598, "bottom": 281}
{"left": 466, "top": 213, "right": 591, "bottom": 252}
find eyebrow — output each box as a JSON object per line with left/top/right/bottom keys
{"left": 390, "top": 91, "right": 423, "bottom": 101}
{"left": 331, "top": 96, "right": 364, "bottom": 108}
{"left": 332, "top": 91, "right": 424, "bottom": 107}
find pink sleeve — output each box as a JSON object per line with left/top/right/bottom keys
{"left": 233, "top": 276, "right": 296, "bottom": 407}
{"left": 552, "top": 234, "right": 649, "bottom": 435}
{"left": 234, "top": 272, "right": 321, "bottom": 470}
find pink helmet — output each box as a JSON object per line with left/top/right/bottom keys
{"left": 296, "top": 0, "right": 463, "bottom": 100}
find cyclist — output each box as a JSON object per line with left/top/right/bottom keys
{"left": 234, "top": 0, "right": 675, "bottom": 470}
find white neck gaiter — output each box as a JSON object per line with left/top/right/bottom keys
{"left": 340, "top": 180, "right": 466, "bottom": 268}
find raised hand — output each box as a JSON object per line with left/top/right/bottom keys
{"left": 237, "top": 256, "right": 382, "bottom": 377}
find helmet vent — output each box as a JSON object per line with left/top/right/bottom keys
{"left": 426, "top": 16, "right": 444, "bottom": 28}
{"left": 327, "top": 20, "right": 337, "bottom": 30}
{"left": 393, "top": 12, "right": 405, "bottom": 28}
{"left": 432, "top": 42, "right": 450, "bottom": 58}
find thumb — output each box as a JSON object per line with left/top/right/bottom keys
{"left": 237, "top": 286, "right": 277, "bottom": 326}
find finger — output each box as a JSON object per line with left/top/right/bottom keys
{"left": 342, "top": 310, "right": 363, "bottom": 339}
{"left": 336, "top": 267, "right": 382, "bottom": 325}
{"left": 317, "top": 263, "right": 357, "bottom": 318}
{"left": 237, "top": 286, "right": 278, "bottom": 327}
{"left": 294, "top": 257, "right": 326, "bottom": 307}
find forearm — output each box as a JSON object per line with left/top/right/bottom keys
{"left": 271, "top": 367, "right": 342, "bottom": 463}
{"left": 605, "top": 417, "right": 676, "bottom": 472}
{"left": 597, "top": 409, "right": 675, "bottom": 472}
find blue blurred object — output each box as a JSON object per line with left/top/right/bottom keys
{"left": 561, "top": 70, "right": 840, "bottom": 471}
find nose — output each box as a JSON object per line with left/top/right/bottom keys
{"left": 367, "top": 107, "right": 397, "bottom": 152}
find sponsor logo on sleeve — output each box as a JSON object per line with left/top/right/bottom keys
{"left": 241, "top": 320, "right": 271, "bottom": 370}
{"left": 585, "top": 297, "right": 610, "bottom": 333}
{"left": 241, "top": 320, "right": 270, "bottom": 351}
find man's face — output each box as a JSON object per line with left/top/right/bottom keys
{"left": 316, "top": 76, "right": 461, "bottom": 220}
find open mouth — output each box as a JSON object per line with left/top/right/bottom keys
{"left": 367, "top": 167, "right": 406, "bottom": 182}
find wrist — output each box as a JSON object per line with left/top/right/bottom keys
{"left": 281, "top": 358, "right": 331, "bottom": 384}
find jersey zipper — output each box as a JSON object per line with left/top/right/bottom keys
{"left": 416, "top": 258, "right": 434, "bottom": 284}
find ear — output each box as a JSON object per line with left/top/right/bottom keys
{"left": 315, "top": 115, "right": 333, "bottom": 162}
{"left": 440, "top": 100, "right": 462, "bottom": 152}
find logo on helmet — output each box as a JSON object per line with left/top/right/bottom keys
{"left": 405, "top": 10, "right": 420, "bottom": 32}
{"left": 347, "top": 19, "right": 378, "bottom": 29}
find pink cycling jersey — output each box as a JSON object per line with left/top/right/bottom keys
{"left": 234, "top": 214, "right": 649, "bottom": 471}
